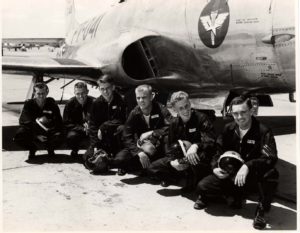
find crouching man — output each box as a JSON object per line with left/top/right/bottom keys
{"left": 63, "top": 82, "right": 95, "bottom": 157}
{"left": 14, "top": 82, "right": 63, "bottom": 159}
{"left": 84, "top": 75, "right": 126, "bottom": 161}
{"left": 148, "top": 91, "right": 217, "bottom": 191}
{"left": 95, "top": 84, "right": 172, "bottom": 175}
{"left": 195, "top": 96, "right": 278, "bottom": 230}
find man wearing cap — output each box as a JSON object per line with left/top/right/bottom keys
{"left": 194, "top": 96, "right": 278, "bottom": 230}
{"left": 83, "top": 75, "right": 126, "bottom": 161}
{"left": 98, "top": 84, "right": 172, "bottom": 175}
{"left": 63, "top": 82, "right": 95, "bottom": 157}
{"left": 14, "top": 82, "right": 63, "bottom": 159}
{"left": 148, "top": 91, "right": 216, "bottom": 191}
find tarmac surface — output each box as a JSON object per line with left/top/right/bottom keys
{"left": 1, "top": 48, "right": 298, "bottom": 231}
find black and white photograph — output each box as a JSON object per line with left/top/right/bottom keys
{"left": 1, "top": 0, "right": 298, "bottom": 231}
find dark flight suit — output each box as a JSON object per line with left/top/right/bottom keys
{"left": 109, "top": 101, "right": 172, "bottom": 172}
{"left": 148, "top": 110, "right": 216, "bottom": 186}
{"left": 197, "top": 116, "right": 278, "bottom": 207}
{"left": 84, "top": 92, "right": 126, "bottom": 159}
{"left": 14, "top": 97, "right": 63, "bottom": 152}
{"left": 63, "top": 95, "right": 95, "bottom": 152}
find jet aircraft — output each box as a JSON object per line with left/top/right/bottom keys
{"left": 2, "top": 0, "right": 296, "bottom": 115}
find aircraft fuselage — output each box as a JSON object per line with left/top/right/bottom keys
{"left": 63, "top": 0, "right": 295, "bottom": 98}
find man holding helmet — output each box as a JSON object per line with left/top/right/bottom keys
{"left": 148, "top": 91, "right": 216, "bottom": 191}
{"left": 14, "top": 82, "right": 63, "bottom": 159}
{"left": 195, "top": 95, "right": 278, "bottom": 230}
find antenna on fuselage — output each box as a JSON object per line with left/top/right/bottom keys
{"left": 65, "top": 0, "right": 79, "bottom": 39}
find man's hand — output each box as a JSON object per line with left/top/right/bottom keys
{"left": 137, "top": 152, "right": 150, "bottom": 168}
{"left": 186, "top": 144, "right": 200, "bottom": 165}
{"left": 234, "top": 164, "right": 249, "bottom": 187}
{"left": 97, "top": 129, "right": 102, "bottom": 140}
{"left": 36, "top": 135, "right": 47, "bottom": 142}
{"left": 170, "top": 159, "right": 189, "bottom": 171}
{"left": 139, "top": 131, "right": 153, "bottom": 141}
{"left": 83, "top": 123, "right": 89, "bottom": 135}
{"left": 213, "top": 167, "right": 229, "bottom": 179}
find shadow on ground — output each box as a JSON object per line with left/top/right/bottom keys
{"left": 2, "top": 116, "right": 296, "bottom": 151}
{"left": 156, "top": 187, "right": 296, "bottom": 230}
{"left": 204, "top": 202, "right": 296, "bottom": 230}
{"left": 25, "top": 153, "right": 83, "bottom": 164}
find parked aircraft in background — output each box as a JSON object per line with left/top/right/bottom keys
{"left": 2, "top": 0, "right": 296, "bottom": 115}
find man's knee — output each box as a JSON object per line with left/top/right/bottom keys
{"left": 112, "top": 149, "right": 132, "bottom": 167}
{"left": 66, "top": 131, "right": 82, "bottom": 145}
{"left": 14, "top": 127, "right": 33, "bottom": 147}
{"left": 196, "top": 174, "right": 217, "bottom": 194}
{"left": 148, "top": 157, "right": 171, "bottom": 175}
{"left": 47, "top": 131, "right": 63, "bottom": 147}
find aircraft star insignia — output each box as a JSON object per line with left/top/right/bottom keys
{"left": 200, "top": 11, "right": 229, "bottom": 46}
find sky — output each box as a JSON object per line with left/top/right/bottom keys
{"left": 1, "top": 0, "right": 118, "bottom": 38}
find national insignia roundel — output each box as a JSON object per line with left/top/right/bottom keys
{"left": 198, "top": 0, "right": 230, "bottom": 48}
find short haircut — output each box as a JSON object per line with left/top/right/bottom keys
{"left": 169, "top": 91, "right": 189, "bottom": 107}
{"left": 229, "top": 95, "right": 252, "bottom": 112}
{"left": 97, "top": 74, "right": 114, "bottom": 85}
{"left": 33, "top": 82, "right": 48, "bottom": 92}
{"left": 135, "top": 84, "right": 152, "bottom": 95}
{"left": 74, "top": 82, "right": 88, "bottom": 90}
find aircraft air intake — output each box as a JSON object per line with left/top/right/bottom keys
{"left": 122, "top": 38, "right": 159, "bottom": 80}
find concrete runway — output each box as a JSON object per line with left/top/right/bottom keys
{"left": 1, "top": 52, "right": 297, "bottom": 231}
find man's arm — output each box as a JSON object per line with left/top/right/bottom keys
{"left": 62, "top": 102, "right": 78, "bottom": 130}
{"left": 51, "top": 99, "right": 63, "bottom": 130}
{"left": 191, "top": 114, "right": 217, "bottom": 165}
{"left": 19, "top": 100, "right": 35, "bottom": 128}
{"left": 245, "top": 129, "right": 278, "bottom": 171}
{"left": 122, "top": 111, "right": 141, "bottom": 155}
{"left": 210, "top": 132, "right": 225, "bottom": 169}
{"left": 152, "top": 103, "right": 172, "bottom": 137}
{"left": 88, "top": 101, "right": 100, "bottom": 145}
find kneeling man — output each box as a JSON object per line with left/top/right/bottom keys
{"left": 148, "top": 91, "right": 217, "bottom": 191}
{"left": 195, "top": 96, "right": 278, "bottom": 230}
{"left": 14, "top": 82, "right": 63, "bottom": 159}
{"left": 63, "top": 82, "right": 95, "bottom": 156}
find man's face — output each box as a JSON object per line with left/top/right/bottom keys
{"left": 34, "top": 87, "right": 48, "bottom": 104}
{"left": 231, "top": 102, "right": 253, "bottom": 129}
{"left": 136, "top": 90, "right": 152, "bottom": 112}
{"left": 173, "top": 98, "right": 191, "bottom": 123}
{"left": 99, "top": 82, "right": 114, "bottom": 102}
{"left": 74, "top": 87, "right": 88, "bottom": 105}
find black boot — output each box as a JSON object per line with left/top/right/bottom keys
{"left": 28, "top": 149, "right": 36, "bottom": 160}
{"left": 70, "top": 150, "right": 78, "bottom": 157}
{"left": 48, "top": 149, "right": 55, "bottom": 156}
{"left": 194, "top": 195, "right": 207, "bottom": 210}
{"left": 253, "top": 202, "right": 266, "bottom": 230}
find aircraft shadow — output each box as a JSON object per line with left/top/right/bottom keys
{"left": 2, "top": 126, "right": 90, "bottom": 151}
{"left": 2, "top": 116, "right": 295, "bottom": 151}
{"left": 120, "top": 176, "right": 161, "bottom": 186}
{"left": 25, "top": 153, "right": 83, "bottom": 165}
{"left": 204, "top": 202, "right": 296, "bottom": 230}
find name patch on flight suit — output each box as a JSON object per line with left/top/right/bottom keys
{"left": 189, "top": 128, "right": 197, "bottom": 133}
{"left": 43, "top": 110, "right": 53, "bottom": 114}
{"left": 151, "top": 114, "right": 159, "bottom": 119}
{"left": 247, "top": 140, "right": 255, "bottom": 144}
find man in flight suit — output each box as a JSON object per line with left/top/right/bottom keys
{"left": 63, "top": 82, "right": 95, "bottom": 157}
{"left": 195, "top": 96, "right": 278, "bottom": 230}
{"left": 14, "top": 82, "right": 63, "bottom": 159}
{"left": 84, "top": 75, "right": 126, "bottom": 160}
{"left": 148, "top": 91, "right": 216, "bottom": 191}
{"left": 100, "top": 84, "right": 172, "bottom": 175}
